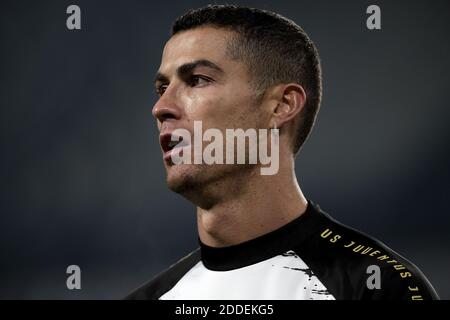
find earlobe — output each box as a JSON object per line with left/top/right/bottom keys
{"left": 269, "top": 121, "right": 278, "bottom": 131}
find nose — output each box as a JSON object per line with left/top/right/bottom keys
{"left": 152, "top": 92, "right": 182, "bottom": 125}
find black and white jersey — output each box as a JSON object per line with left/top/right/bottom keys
{"left": 126, "top": 201, "right": 439, "bottom": 300}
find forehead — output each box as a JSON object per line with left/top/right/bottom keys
{"left": 159, "top": 27, "right": 234, "bottom": 74}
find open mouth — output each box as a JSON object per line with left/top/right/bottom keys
{"left": 160, "top": 133, "right": 188, "bottom": 159}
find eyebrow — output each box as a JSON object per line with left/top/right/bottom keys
{"left": 154, "top": 59, "right": 224, "bottom": 85}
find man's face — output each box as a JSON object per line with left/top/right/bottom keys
{"left": 152, "top": 27, "right": 268, "bottom": 199}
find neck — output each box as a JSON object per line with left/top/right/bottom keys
{"left": 197, "top": 155, "right": 307, "bottom": 247}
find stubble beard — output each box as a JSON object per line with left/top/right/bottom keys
{"left": 165, "top": 162, "right": 258, "bottom": 210}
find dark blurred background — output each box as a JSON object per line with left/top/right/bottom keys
{"left": 1, "top": 0, "right": 449, "bottom": 299}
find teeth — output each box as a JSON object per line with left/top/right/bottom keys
{"left": 168, "top": 140, "right": 178, "bottom": 148}
{"left": 168, "top": 138, "right": 184, "bottom": 149}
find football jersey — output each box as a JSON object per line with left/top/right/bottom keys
{"left": 126, "top": 200, "right": 439, "bottom": 300}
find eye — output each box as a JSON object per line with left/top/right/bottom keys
{"left": 188, "top": 75, "right": 212, "bottom": 87}
{"left": 156, "top": 83, "right": 168, "bottom": 96}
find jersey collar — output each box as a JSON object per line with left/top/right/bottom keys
{"left": 198, "top": 200, "right": 325, "bottom": 271}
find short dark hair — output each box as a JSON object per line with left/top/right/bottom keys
{"left": 172, "top": 4, "right": 322, "bottom": 154}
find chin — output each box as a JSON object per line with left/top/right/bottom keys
{"left": 165, "top": 163, "right": 256, "bottom": 207}
{"left": 166, "top": 164, "right": 224, "bottom": 210}
{"left": 165, "top": 164, "right": 204, "bottom": 194}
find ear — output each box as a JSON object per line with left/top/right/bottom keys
{"left": 271, "top": 83, "right": 306, "bottom": 129}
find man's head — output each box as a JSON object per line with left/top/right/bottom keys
{"left": 171, "top": 5, "right": 322, "bottom": 153}
{"left": 152, "top": 5, "right": 322, "bottom": 206}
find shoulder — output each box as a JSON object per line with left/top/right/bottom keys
{"left": 295, "top": 205, "right": 439, "bottom": 300}
{"left": 125, "top": 248, "right": 201, "bottom": 300}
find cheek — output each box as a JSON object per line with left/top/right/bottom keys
{"left": 182, "top": 91, "right": 224, "bottom": 120}
{"left": 183, "top": 86, "right": 259, "bottom": 129}
{"left": 182, "top": 88, "right": 219, "bottom": 118}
